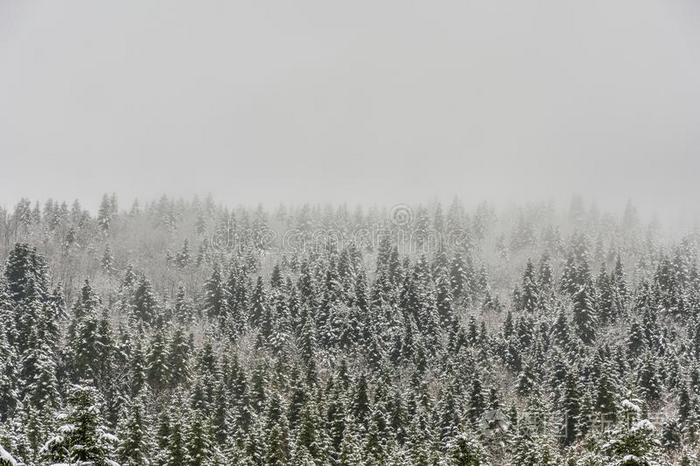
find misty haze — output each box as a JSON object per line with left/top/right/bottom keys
{"left": 1, "top": 1, "right": 700, "bottom": 465}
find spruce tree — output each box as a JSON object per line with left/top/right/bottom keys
{"left": 133, "top": 276, "right": 158, "bottom": 324}
{"left": 185, "top": 411, "right": 214, "bottom": 466}
{"left": 117, "top": 392, "right": 153, "bottom": 466}
{"left": 521, "top": 259, "right": 539, "bottom": 313}
{"left": 41, "top": 384, "right": 119, "bottom": 466}
{"left": 572, "top": 283, "right": 597, "bottom": 345}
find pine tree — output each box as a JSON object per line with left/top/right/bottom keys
{"left": 146, "top": 323, "right": 170, "bottom": 392}
{"left": 24, "top": 340, "right": 60, "bottom": 413}
{"left": 517, "top": 362, "right": 536, "bottom": 396}
{"left": 0, "top": 324, "right": 18, "bottom": 418}
{"left": 97, "top": 193, "right": 114, "bottom": 233}
{"left": 152, "top": 389, "right": 186, "bottom": 465}
{"left": 117, "top": 392, "right": 153, "bottom": 466}
{"left": 167, "top": 410, "right": 188, "bottom": 466}
{"left": 611, "top": 254, "right": 628, "bottom": 314}
{"left": 436, "top": 269, "right": 456, "bottom": 329}
{"left": 468, "top": 378, "right": 486, "bottom": 427}
{"left": 447, "top": 430, "right": 487, "bottom": 466}
{"left": 176, "top": 240, "right": 191, "bottom": 269}
{"left": 250, "top": 276, "right": 267, "bottom": 328}
{"left": 185, "top": 411, "right": 214, "bottom": 466}
{"left": 128, "top": 339, "right": 147, "bottom": 397}
{"left": 573, "top": 283, "right": 597, "bottom": 345}
{"left": 560, "top": 253, "right": 579, "bottom": 296}
{"left": 538, "top": 253, "right": 554, "bottom": 299}
{"left": 296, "top": 398, "right": 323, "bottom": 462}
{"left": 561, "top": 370, "right": 580, "bottom": 446}
{"left": 133, "top": 276, "right": 158, "bottom": 324}
{"left": 521, "top": 259, "right": 539, "bottom": 313}
{"left": 210, "top": 376, "right": 230, "bottom": 446}
{"left": 637, "top": 353, "right": 662, "bottom": 407}
{"left": 353, "top": 374, "right": 370, "bottom": 426}
{"left": 449, "top": 253, "right": 470, "bottom": 302}
{"left": 598, "top": 399, "right": 662, "bottom": 465}
{"left": 628, "top": 320, "right": 647, "bottom": 357}
{"left": 67, "top": 280, "right": 103, "bottom": 383}
{"left": 339, "top": 425, "right": 364, "bottom": 466}
{"left": 204, "top": 266, "right": 228, "bottom": 320}
{"left": 263, "top": 394, "right": 290, "bottom": 466}
{"left": 174, "top": 285, "right": 193, "bottom": 325}
{"left": 41, "top": 384, "right": 119, "bottom": 466}
{"left": 102, "top": 244, "right": 115, "bottom": 273}
{"left": 595, "top": 366, "right": 618, "bottom": 425}
{"left": 168, "top": 326, "right": 191, "bottom": 388}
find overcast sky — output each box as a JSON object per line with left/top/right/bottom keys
{"left": 1, "top": 0, "right": 699, "bottom": 218}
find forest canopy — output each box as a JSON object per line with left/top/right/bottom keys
{"left": 0, "top": 195, "right": 698, "bottom": 465}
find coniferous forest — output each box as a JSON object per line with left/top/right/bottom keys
{"left": 1, "top": 194, "right": 700, "bottom": 466}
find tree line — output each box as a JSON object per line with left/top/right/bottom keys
{"left": 0, "top": 195, "right": 698, "bottom": 465}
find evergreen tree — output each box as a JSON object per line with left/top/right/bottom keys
{"left": 41, "top": 384, "right": 119, "bottom": 466}
{"left": 146, "top": 323, "right": 170, "bottom": 392}
{"left": 67, "top": 281, "right": 103, "bottom": 383}
{"left": 168, "top": 326, "right": 191, "bottom": 388}
{"left": 447, "top": 430, "right": 487, "bottom": 466}
{"left": 561, "top": 370, "right": 580, "bottom": 446}
{"left": 117, "top": 392, "right": 153, "bottom": 466}
{"left": 185, "top": 411, "right": 214, "bottom": 466}
{"left": 637, "top": 353, "right": 662, "bottom": 407}
{"left": 521, "top": 259, "right": 539, "bottom": 313}
{"left": 174, "top": 285, "right": 193, "bottom": 325}
{"left": 598, "top": 399, "right": 662, "bottom": 465}
{"left": 133, "top": 276, "right": 158, "bottom": 324}
{"left": 203, "top": 266, "right": 228, "bottom": 320}
{"left": 573, "top": 283, "right": 597, "bottom": 345}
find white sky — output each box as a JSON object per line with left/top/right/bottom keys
{"left": 1, "top": 0, "right": 699, "bottom": 218}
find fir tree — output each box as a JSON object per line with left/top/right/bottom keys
{"left": 573, "top": 283, "right": 597, "bottom": 345}
{"left": 521, "top": 259, "right": 539, "bottom": 313}
{"left": 203, "top": 266, "right": 228, "bottom": 320}
{"left": 41, "top": 384, "right": 119, "bottom": 466}
{"left": 133, "top": 276, "right": 158, "bottom": 324}
{"left": 117, "top": 392, "right": 153, "bottom": 466}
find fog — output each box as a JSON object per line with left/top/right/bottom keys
{"left": 1, "top": 0, "right": 699, "bottom": 220}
